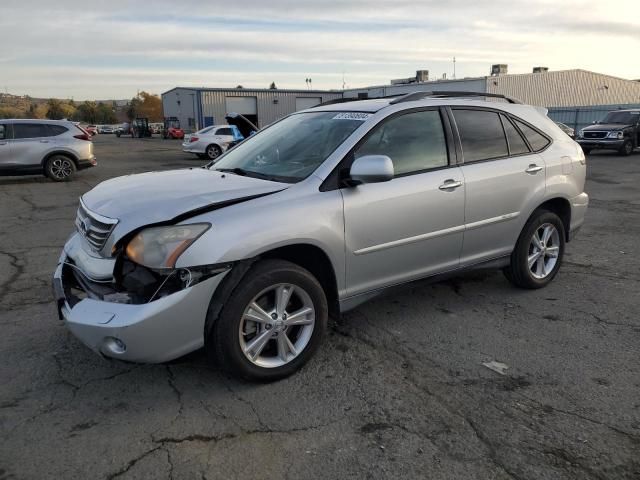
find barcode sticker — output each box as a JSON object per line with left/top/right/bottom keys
{"left": 332, "top": 112, "right": 372, "bottom": 121}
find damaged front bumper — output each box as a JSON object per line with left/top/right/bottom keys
{"left": 52, "top": 233, "right": 229, "bottom": 363}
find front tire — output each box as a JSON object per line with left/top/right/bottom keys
{"left": 504, "top": 210, "right": 565, "bottom": 289}
{"left": 208, "top": 259, "right": 328, "bottom": 382}
{"left": 44, "top": 155, "right": 76, "bottom": 182}
{"left": 619, "top": 140, "right": 633, "bottom": 156}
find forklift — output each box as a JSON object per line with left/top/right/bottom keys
{"left": 131, "top": 117, "right": 152, "bottom": 138}
{"left": 163, "top": 117, "right": 185, "bottom": 139}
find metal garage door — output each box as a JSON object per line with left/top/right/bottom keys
{"left": 225, "top": 96, "right": 257, "bottom": 115}
{"left": 295, "top": 97, "right": 322, "bottom": 111}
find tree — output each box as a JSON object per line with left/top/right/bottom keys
{"left": 269, "top": 82, "right": 277, "bottom": 90}
{"left": 0, "top": 106, "right": 22, "bottom": 119}
{"left": 236, "top": 85, "right": 244, "bottom": 89}
{"left": 127, "top": 91, "right": 162, "bottom": 121}
{"left": 46, "top": 99, "right": 65, "bottom": 119}
{"left": 96, "top": 103, "right": 117, "bottom": 124}
{"left": 75, "top": 101, "right": 98, "bottom": 123}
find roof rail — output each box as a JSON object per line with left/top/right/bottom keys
{"left": 317, "top": 94, "right": 403, "bottom": 107}
{"left": 389, "top": 91, "right": 522, "bottom": 105}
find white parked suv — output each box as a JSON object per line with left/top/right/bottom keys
{"left": 182, "top": 125, "right": 244, "bottom": 160}
{"left": 53, "top": 92, "right": 588, "bottom": 380}
{"left": 0, "top": 119, "right": 96, "bottom": 181}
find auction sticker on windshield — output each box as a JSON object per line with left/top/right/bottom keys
{"left": 332, "top": 112, "right": 372, "bottom": 121}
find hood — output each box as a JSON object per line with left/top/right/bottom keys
{"left": 582, "top": 123, "right": 632, "bottom": 132}
{"left": 225, "top": 112, "right": 258, "bottom": 138}
{"left": 82, "top": 168, "right": 288, "bottom": 243}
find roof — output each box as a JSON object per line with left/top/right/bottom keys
{"left": 162, "top": 86, "right": 342, "bottom": 96}
{"left": 0, "top": 118, "right": 75, "bottom": 124}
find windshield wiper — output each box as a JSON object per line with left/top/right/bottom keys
{"left": 216, "top": 167, "right": 249, "bottom": 176}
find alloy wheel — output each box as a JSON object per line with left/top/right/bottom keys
{"left": 528, "top": 223, "right": 560, "bottom": 279}
{"left": 51, "top": 158, "right": 73, "bottom": 180}
{"left": 239, "top": 283, "right": 315, "bottom": 368}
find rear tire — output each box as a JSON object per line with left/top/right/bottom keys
{"left": 206, "top": 144, "right": 222, "bottom": 160}
{"left": 581, "top": 147, "right": 591, "bottom": 155}
{"left": 45, "top": 155, "right": 76, "bottom": 182}
{"left": 504, "top": 210, "right": 565, "bottom": 289}
{"left": 208, "top": 259, "right": 328, "bottom": 382}
{"left": 619, "top": 140, "right": 633, "bottom": 156}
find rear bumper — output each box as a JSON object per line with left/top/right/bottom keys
{"left": 577, "top": 139, "right": 624, "bottom": 150}
{"left": 569, "top": 192, "right": 589, "bottom": 240}
{"left": 182, "top": 143, "right": 205, "bottom": 154}
{"left": 77, "top": 155, "right": 97, "bottom": 170}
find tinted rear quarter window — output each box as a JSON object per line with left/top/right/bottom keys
{"left": 514, "top": 119, "right": 550, "bottom": 151}
{"left": 48, "top": 125, "right": 69, "bottom": 136}
{"left": 217, "top": 128, "right": 233, "bottom": 136}
{"left": 13, "top": 123, "right": 49, "bottom": 139}
{"left": 501, "top": 115, "right": 530, "bottom": 155}
{"left": 453, "top": 109, "right": 508, "bottom": 162}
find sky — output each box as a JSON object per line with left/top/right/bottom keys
{"left": 1, "top": 0, "right": 639, "bottom": 100}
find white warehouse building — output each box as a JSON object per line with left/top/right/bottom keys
{"left": 161, "top": 87, "right": 342, "bottom": 132}
{"left": 162, "top": 67, "right": 640, "bottom": 133}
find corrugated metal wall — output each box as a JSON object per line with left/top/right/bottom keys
{"left": 548, "top": 103, "right": 640, "bottom": 132}
{"left": 162, "top": 88, "right": 198, "bottom": 133}
{"left": 487, "top": 70, "right": 640, "bottom": 107}
{"left": 198, "top": 89, "right": 342, "bottom": 128}
{"left": 343, "top": 78, "right": 487, "bottom": 99}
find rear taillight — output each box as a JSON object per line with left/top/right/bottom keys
{"left": 74, "top": 133, "right": 91, "bottom": 141}
{"left": 190, "top": 136, "right": 199, "bottom": 142}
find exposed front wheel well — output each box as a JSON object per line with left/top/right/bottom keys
{"left": 260, "top": 244, "right": 340, "bottom": 319}
{"left": 532, "top": 198, "right": 571, "bottom": 242}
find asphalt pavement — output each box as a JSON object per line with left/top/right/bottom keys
{"left": 1, "top": 134, "right": 639, "bottom": 479}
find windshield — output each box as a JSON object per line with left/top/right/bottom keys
{"left": 211, "top": 111, "right": 368, "bottom": 183}
{"left": 601, "top": 111, "right": 639, "bottom": 124}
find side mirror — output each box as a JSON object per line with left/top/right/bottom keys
{"left": 348, "top": 155, "right": 394, "bottom": 185}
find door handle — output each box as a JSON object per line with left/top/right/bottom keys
{"left": 439, "top": 180, "right": 463, "bottom": 190}
{"left": 525, "top": 164, "right": 543, "bottom": 174}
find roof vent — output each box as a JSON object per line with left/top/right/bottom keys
{"left": 533, "top": 67, "right": 549, "bottom": 73}
{"left": 491, "top": 64, "right": 508, "bottom": 76}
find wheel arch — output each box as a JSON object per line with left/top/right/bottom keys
{"left": 204, "top": 243, "right": 340, "bottom": 341}
{"left": 41, "top": 150, "right": 79, "bottom": 169}
{"left": 530, "top": 197, "right": 572, "bottom": 242}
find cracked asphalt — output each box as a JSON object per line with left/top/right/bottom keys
{"left": 1, "top": 135, "right": 639, "bottom": 479}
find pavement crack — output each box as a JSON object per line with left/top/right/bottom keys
{"left": 165, "top": 366, "right": 184, "bottom": 416}
{"left": 105, "top": 446, "right": 163, "bottom": 480}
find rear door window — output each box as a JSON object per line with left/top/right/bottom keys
{"left": 13, "top": 123, "right": 49, "bottom": 139}
{"left": 47, "top": 125, "right": 69, "bottom": 136}
{"left": 216, "top": 128, "right": 234, "bottom": 136}
{"left": 513, "top": 119, "right": 550, "bottom": 151}
{"left": 500, "top": 115, "right": 530, "bottom": 155}
{"left": 452, "top": 109, "right": 509, "bottom": 162}
{"left": 0, "top": 124, "right": 6, "bottom": 140}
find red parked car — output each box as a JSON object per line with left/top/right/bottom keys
{"left": 85, "top": 125, "right": 98, "bottom": 136}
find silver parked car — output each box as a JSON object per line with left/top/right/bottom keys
{"left": 182, "top": 125, "right": 244, "bottom": 160}
{"left": 53, "top": 92, "right": 588, "bottom": 380}
{"left": 0, "top": 119, "right": 96, "bottom": 181}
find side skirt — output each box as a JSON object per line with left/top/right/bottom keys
{"left": 338, "top": 255, "right": 511, "bottom": 313}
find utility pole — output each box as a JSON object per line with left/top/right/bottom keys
{"left": 453, "top": 57, "right": 456, "bottom": 79}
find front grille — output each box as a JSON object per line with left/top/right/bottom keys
{"left": 583, "top": 131, "right": 607, "bottom": 139}
{"left": 75, "top": 201, "right": 118, "bottom": 252}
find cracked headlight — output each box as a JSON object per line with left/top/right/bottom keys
{"left": 125, "top": 224, "right": 210, "bottom": 269}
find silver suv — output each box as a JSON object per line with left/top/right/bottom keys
{"left": 0, "top": 119, "right": 96, "bottom": 181}
{"left": 53, "top": 92, "right": 588, "bottom": 381}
